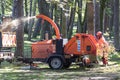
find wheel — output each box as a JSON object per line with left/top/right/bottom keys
{"left": 7, "top": 59, "right": 13, "bottom": 63}
{"left": 48, "top": 57, "right": 63, "bottom": 69}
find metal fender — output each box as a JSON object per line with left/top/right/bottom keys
{"left": 46, "top": 54, "right": 65, "bottom": 63}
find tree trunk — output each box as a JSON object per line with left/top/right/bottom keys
{"left": 24, "top": 0, "right": 29, "bottom": 33}
{"left": 68, "top": 0, "right": 76, "bottom": 39}
{"left": 1, "top": 0, "right": 5, "bottom": 16}
{"left": 86, "top": 1, "right": 94, "bottom": 35}
{"left": 54, "top": 4, "right": 59, "bottom": 25}
{"left": 77, "top": 0, "right": 82, "bottom": 33}
{"left": 93, "top": 0, "right": 100, "bottom": 34}
{"left": 103, "top": 14, "right": 109, "bottom": 32}
{"left": 109, "top": 0, "right": 114, "bottom": 39}
{"left": 12, "top": 0, "right": 24, "bottom": 57}
{"left": 27, "top": 0, "right": 33, "bottom": 40}
{"left": 28, "top": 0, "right": 37, "bottom": 40}
{"left": 32, "top": 19, "right": 42, "bottom": 38}
{"left": 113, "top": 0, "right": 119, "bottom": 49}
{"left": 82, "top": 3, "right": 87, "bottom": 33}
{"left": 24, "top": 0, "right": 28, "bottom": 16}
{"left": 50, "top": 3, "right": 56, "bottom": 36}
{"left": 61, "top": 10, "right": 68, "bottom": 38}
{"left": 38, "top": 0, "right": 52, "bottom": 40}
{"left": 100, "top": 0, "right": 107, "bottom": 31}
{"left": 61, "top": 3, "right": 69, "bottom": 38}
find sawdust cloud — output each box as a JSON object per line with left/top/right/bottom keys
{"left": 0, "top": 16, "right": 36, "bottom": 32}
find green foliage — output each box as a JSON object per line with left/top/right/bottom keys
{"left": 105, "top": 8, "right": 112, "bottom": 17}
{"left": 50, "top": 0, "right": 59, "bottom": 4}
{"left": 0, "top": 0, "right": 13, "bottom": 15}
{"left": 67, "top": 0, "right": 76, "bottom": 8}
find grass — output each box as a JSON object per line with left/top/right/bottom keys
{"left": 0, "top": 53, "right": 120, "bottom": 80}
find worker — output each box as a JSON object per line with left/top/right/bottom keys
{"left": 96, "top": 31, "right": 109, "bottom": 66}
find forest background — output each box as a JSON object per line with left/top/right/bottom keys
{"left": 0, "top": 0, "right": 119, "bottom": 57}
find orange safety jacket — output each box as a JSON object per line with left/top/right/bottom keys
{"left": 96, "top": 36, "right": 108, "bottom": 57}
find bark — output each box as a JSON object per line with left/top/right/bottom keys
{"left": 61, "top": 9, "right": 68, "bottom": 38}
{"left": 50, "top": 3, "right": 54, "bottom": 19}
{"left": 113, "top": 0, "right": 119, "bottom": 49}
{"left": 12, "top": 0, "right": 24, "bottom": 57}
{"left": 25, "top": 0, "right": 28, "bottom": 16}
{"left": 93, "top": 0, "right": 100, "bottom": 34}
{"left": 53, "top": 3, "right": 59, "bottom": 36}
{"left": 38, "top": 0, "right": 52, "bottom": 40}
{"left": 77, "top": 0, "right": 82, "bottom": 33}
{"left": 54, "top": 4, "right": 59, "bottom": 24}
{"left": 50, "top": 3, "right": 55, "bottom": 36}
{"left": 27, "top": 0, "right": 33, "bottom": 40}
{"left": 109, "top": 0, "right": 114, "bottom": 39}
{"left": 28, "top": 0, "right": 37, "bottom": 40}
{"left": 103, "top": 14, "right": 109, "bottom": 32}
{"left": 60, "top": 8, "right": 62, "bottom": 33}
{"left": 103, "top": 1, "right": 110, "bottom": 33}
{"left": 100, "top": 0, "right": 107, "bottom": 31}
{"left": 61, "top": 2, "right": 69, "bottom": 38}
{"left": 82, "top": 3, "right": 87, "bottom": 33}
{"left": 68, "top": 0, "right": 76, "bottom": 39}
{"left": 1, "top": 0, "right": 5, "bottom": 15}
{"left": 24, "top": 0, "right": 29, "bottom": 33}
{"left": 86, "top": 2, "right": 94, "bottom": 35}
{"left": 32, "top": 19, "right": 42, "bottom": 38}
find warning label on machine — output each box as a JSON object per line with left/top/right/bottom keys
{"left": 77, "top": 40, "right": 81, "bottom": 51}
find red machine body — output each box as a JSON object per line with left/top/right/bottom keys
{"left": 32, "top": 33, "right": 99, "bottom": 59}
{"left": 32, "top": 40, "right": 55, "bottom": 59}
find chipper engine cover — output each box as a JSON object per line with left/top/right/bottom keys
{"left": 64, "top": 33, "right": 98, "bottom": 55}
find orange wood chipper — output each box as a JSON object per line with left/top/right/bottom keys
{"left": 18, "top": 14, "right": 108, "bottom": 69}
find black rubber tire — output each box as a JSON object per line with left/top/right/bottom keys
{"left": 48, "top": 57, "right": 63, "bottom": 69}
{"left": 7, "top": 59, "right": 13, "bottom": 63}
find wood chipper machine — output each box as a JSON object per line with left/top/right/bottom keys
{"left": 18, "top": 14, "right": 108, "bottom": 69}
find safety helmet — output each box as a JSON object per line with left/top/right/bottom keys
{"left": 96, "top": 31, "right": 102, "bottom": 36}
